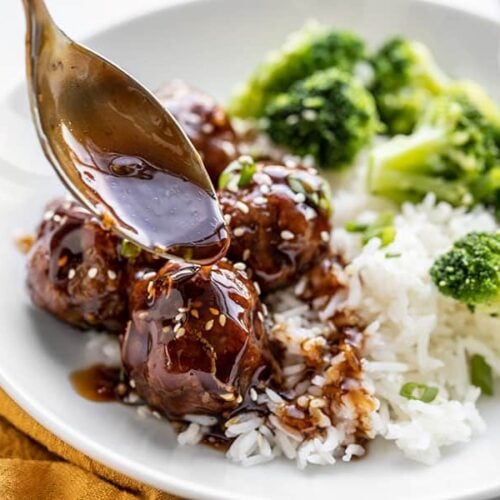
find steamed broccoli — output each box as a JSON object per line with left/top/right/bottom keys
{"left": 262, "top": 68, "right": 379, "bottom": 168}
{"left": 368, "top": 88, "right": 500, "bottom": 211}
{"left": 228, "top": 24, "right": 366, "bottom": 118}
{"left": 430, "top": 232, "right": 500, "bottom": 314}
{"left": 370, "top": 37, "right": 449, "bottom": 135}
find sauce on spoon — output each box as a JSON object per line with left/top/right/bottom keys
{"left": 23, "top": 0, "right": 229, "bottom": 264}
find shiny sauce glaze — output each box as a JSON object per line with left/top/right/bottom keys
{"left": 31, "top": 20, "right": 229, "bottom": 264}
{"left": 122, "top": 260, "right": 273, "bottom": 417}
{"left": 70, "top": 364, "right": 124, "bottom": 402}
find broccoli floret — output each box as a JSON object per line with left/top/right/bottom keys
{"left": 430, "top": 232, "right": 500, "bottom": 314}
{"left": 370, "top": 37, "right": 449, "bottom": 135}
{"left": 228, "top": 23, "right": 366, "bottom": 118}
{"left": 368, "top": 88, "right": 500, "bottom": 211}
{"left": 262, "top": 68, "right": 379, "bottom": 168}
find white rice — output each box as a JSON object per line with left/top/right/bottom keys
{"left": 83, "top": 145, "right": 499, "bottom": 469}
{"left": 206, "top": 156, "right": 497, "bottom": 468}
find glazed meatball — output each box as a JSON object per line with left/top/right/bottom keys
{"left": 26, "top": 199, "right": 128, "bottom": 332}
{"left": 122, "top": 260, "right": 271, "bottom": 416}
{"left": 156, "top": 80, "right": 239, "bottom": 184}
{"left": 217, "top": 157, "right": 332, "bottom": 292}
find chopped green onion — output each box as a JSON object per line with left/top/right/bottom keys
{"left": 318, "top": 179, "right": 333, "bottom": 218}
{"left": 385, "top": 252, "right": 402, "bottom": 259}
{"left": 238, "top": 160, "right": 257, "bottom": 188}
{"left": 218, "top": 157, "right": 257, "bottom": 190}
{"left": 287, "top": 174, "right": 332, "bottom": 218}
{"left": 346, "top": 212, "right": 396, "bottom": 248}
{"left": 363, "top": 224, "right": 396, "bottom": 247}
{"left": 345, "top": 221, "right": 369, "bottom": 233}
{"left": 120, "top": 240, "right": 141, "bottom": 259}
{"left": 287, "top": 175, "right": 307, "bottom": 195}
{"left": 470, "top": 354, "right": 494, "bottom": 395}
{"left": 218, "top": 160, "right": 242, "bottom": 190}
{"left": 400, "top": 382, "right": 438, "bottom": 403}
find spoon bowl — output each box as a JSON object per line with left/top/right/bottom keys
{"left": 22, "top": 0, "right": 229, "bottom": 265}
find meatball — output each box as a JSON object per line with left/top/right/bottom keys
{"left": 156, "top": 80, "right": 239, "bottom": 184}
{"left": 26, "top": 199, "right": 128, "bottom": 332}
{"left": 122, "top": 260, "right": 271, "bottom": 416}
{"left": 217, "top": 157, "right": 332, "bottom": 292}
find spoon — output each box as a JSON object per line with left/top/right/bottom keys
{"left": 22, "top": 0, "right": 230, "bottom": 265}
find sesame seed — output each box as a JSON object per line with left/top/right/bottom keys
{"left": 294, "top": 277, "right": 307, "bottom": 296}
{"left": 87, "top": 267, "right": 98, "bottom": 278}
{"left": 234, "top": 262, "right": 246, "bottom": 271}
{"left": 219, "top": 314, "right": 227, "bottom": 327}
{"left": 129, "top": 379, "right": 136, "bottom": 389}
{"left": 152, "top": 411, "right": 162, "bottom": 420}
{"left": 147, "top": 281, "right": 154, "bottom": 294}
{"left": 258, "top": 173, "right": 273, "bottom": 185}
{"left": 142, "top": 271, "right": 156, "bottom": 280}
{"left": 68, "top": 268, "right": 76, "bottom": 280}
{"left": 53, "top": 214, "right": 62, "bottom": 223}
{"left": 284, "top": 157, "right": 300, "bottom": 169}
{"left": 321, "top": 231, "right": 330, "bottom": 243}
{"left": 259, "top": 184, "right": 270, "bottom": 194}
{"left": 220, "top": 393, "right": 235, "bottom": 401}
{"left": 242, "top": 249, "right": 251, "bottom": 261}
{"left": 224, "top": 214, "right": 232, "bottom": 225}
{"left": 162, "top": 326, "right": 172, "bottom": 333}
{"left": 236, "top": 201, "right": 249, "bottom": 214}
{"left": 233, "top": 227, "right": 245, "bottom": 237}
{"left": 137, "top": 311, "right": 148, "bottom": 320}
{"left": 257, "top": 311, "right": 264, "bottom": 322}
{"left": 175, "top": 312, "right": 185, "bottom": 322}
{"left": 221, "top": 141, "right": 237, "bottom": 156}
{"left": 304, "top": 207, "right": 317, "bottom": 221}
{"left": 173, "top": 323, "right": 181, "bottom": 333}
{"left": 107, "top": 270, "right": 117, "bottom": 280}
{"left": 298, "top": 396, "right": 310, "bottom": 408}
{"left": 209, "top": 307, "right": 220, "bottom": 316}
{"left": 43, "top": 210, "right": 55, "bottom": 221}
{"left": 262, "top": 304, "right": 269, "bottom": 316}
{"left": 250, "top": 388, "right": 258, "bottom": 401}
{"left": 176, "top": 327, "right": 186, "bottom": 337}
{"left": 201, "top": 123, "right": 214, "bottom": 134}
{"left": 190, "top": 309, "right": 199, "bottom": 319}
{"left": 280, "top": 230, "right": 294, "bottom": 240}
{"left": 253, "top": 196, "right": 267, "bottom": 205}
{"left": 178, "top": 307, "right": 189, "bottom": 313}
{"left": 294, "top": 192, "right": 306, "bottom": 203}
{"left": 205, "top": 319, "right": 214, "bottom": 331}
{"left": 310, "top": 397, "right": 326, "bottom": 408}
{"left": 253, "top": 281, "right": 261, "bottom": 295}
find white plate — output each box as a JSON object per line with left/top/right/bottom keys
{"left": 1, "top": 0, "right": 500, "bottom": 498}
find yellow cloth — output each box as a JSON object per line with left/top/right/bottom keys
{"left": 0, "top": 388, "right": 179, "bottom": 500}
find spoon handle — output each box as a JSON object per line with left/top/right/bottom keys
{"left": 22, "top": 0, "right": 56, "bottom": 37}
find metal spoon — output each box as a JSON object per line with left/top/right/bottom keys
{"left": 22, "top": 0, "right": 229, "bottom": 265}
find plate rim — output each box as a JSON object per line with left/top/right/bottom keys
{"left": 1, "top": 0, "right": 500, "bottom": 498}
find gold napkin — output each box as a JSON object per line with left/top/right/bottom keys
{"left": 0, "top": 388, "right": 179, "bottom": 499}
